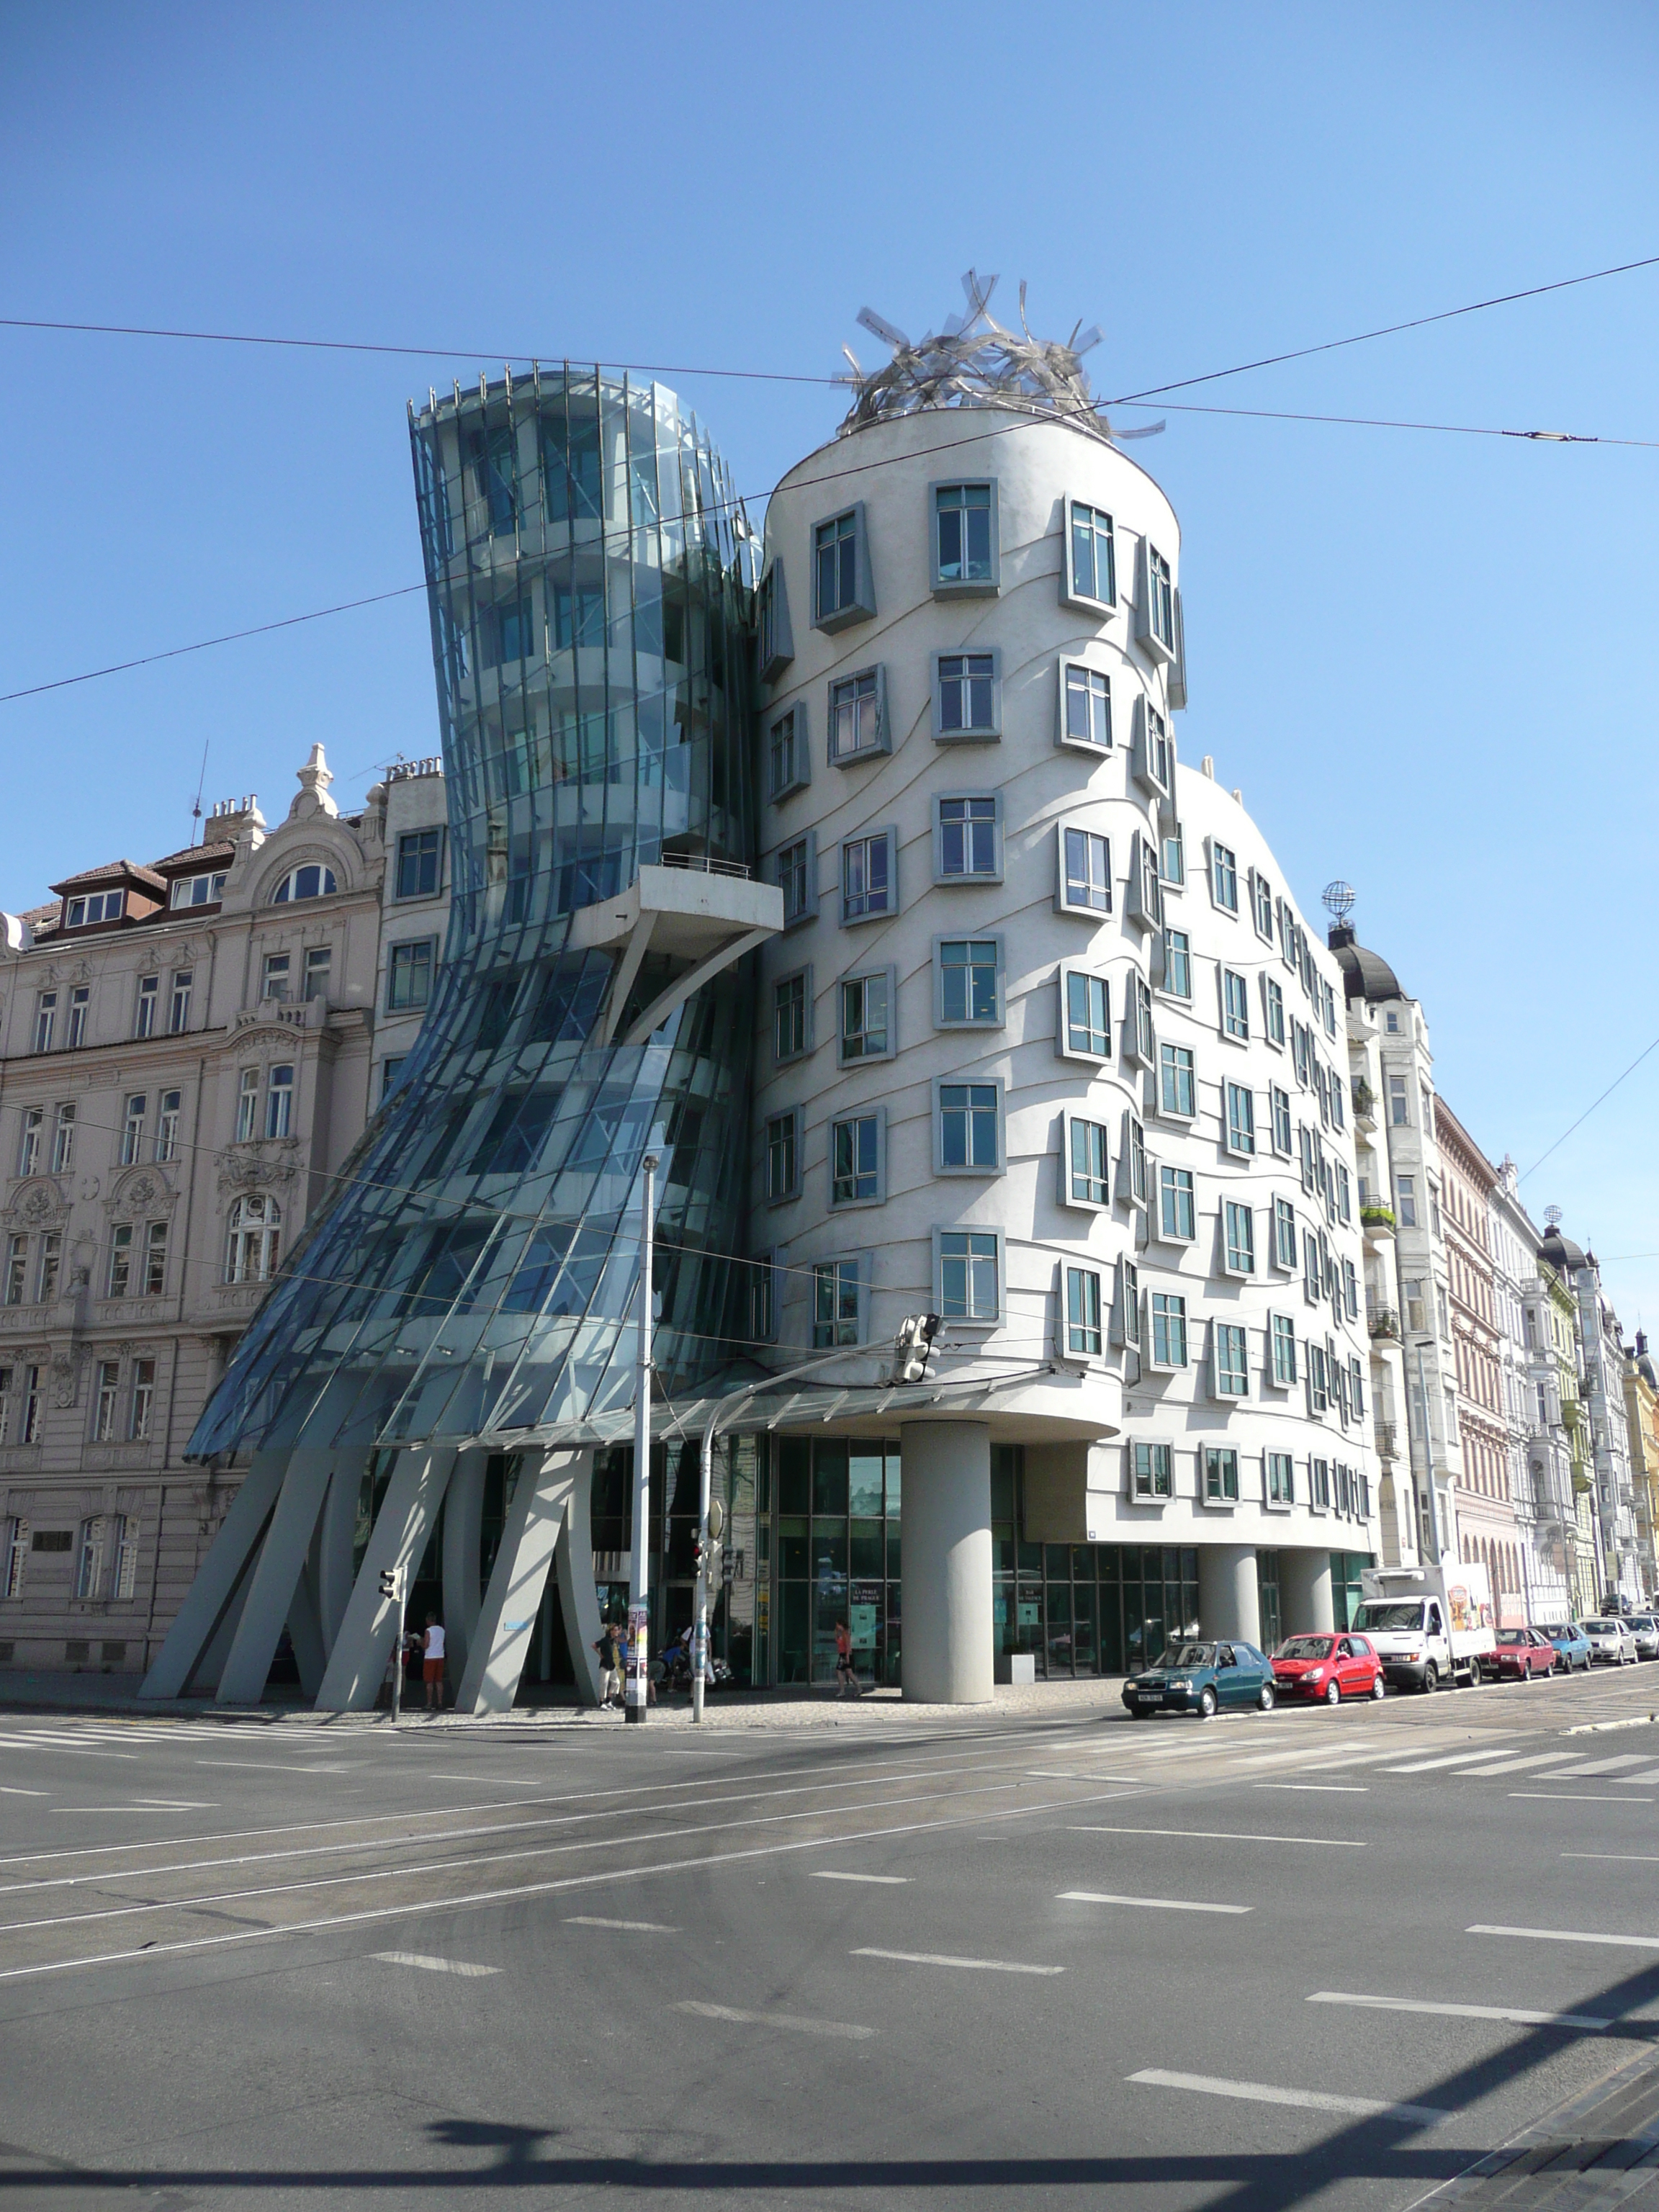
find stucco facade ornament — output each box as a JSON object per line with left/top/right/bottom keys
{"left": 50, "top": 1346, "right": 86, "bottom": 1408}
{"left": 9, "top": 1179, "right": 68, "bottom": 1228}
{"left": 109, "top": 1168, "right": 174, "bottom": 1220}
{"left": 215, "top": 1140, "right": 300, "bottom": 1200}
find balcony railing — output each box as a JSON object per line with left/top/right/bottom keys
{"left": 1367, "top": 1300, "right": 1401, "bottom": 1342}
{"left": 660, "top": 850, "right": 752, "bottom": 881}
{"left": 1373, "top": 1420, "right": 1398, "bottom": 1458}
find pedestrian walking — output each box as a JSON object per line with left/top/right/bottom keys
{"left": 834, "top": 1620, "right": 861, "bottom": 1698}
{"left": 421, "top": 1614, "right": 446, "bottom": 1710}
{"left": 593, "top": 1621, "right": 622, "bottom": 1708}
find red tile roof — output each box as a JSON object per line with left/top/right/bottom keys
{"left": 49, "top": 859, "right": 166, "bottom": 896}
{"left": 150, "top": 840, "right": 238, "bottom": 874}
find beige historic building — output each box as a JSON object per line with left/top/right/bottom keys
{"left": 0, "top": 747, "right": 390, "bottom": 1676}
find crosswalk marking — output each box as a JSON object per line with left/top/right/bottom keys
{"left": 1058, "top": 1890, "right": 1253, "bottom": 1913}
{"left": 678, "top": 2000, "right": 874, "bottom": 2039}
{"left": 853, "top": 1947, "right": 1064, "bottom": 1975}
{"left": 371, "top": 1951, "right": 499, "bottom": 1977}
{"left": 1128, "top": 2068, "right": 1450, "bottom": 2125}
{"left": 1470, "top": 1923, "right": 1659, "bottom": 1951}
{"left": 1457, "top": 1754, "right": 1586, "bottom": 1776}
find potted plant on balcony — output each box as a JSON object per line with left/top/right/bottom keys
{"left": 1360, "top": 1203, "right": 1397, "bottom": 1234}
{"left": 1352, "top": 1079, "right": 1376, "bottom": 1120}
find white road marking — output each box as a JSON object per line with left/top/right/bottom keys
{"left": 565, "top": 1916, "right": 678, "bottom": 1932}
{"left": 1128, "top": 2067, "right": 1449, "bottom": 2124}
{"left": 1308, "top": 1990, "right": 1609, "bottom": 2030}
{"left": 1457, "top": 1755, "right": 1586, "bottom": 1777}
{"left": 1509, "top": 1792, "right": 1653, "bottom": 1804}
{"left": 1066, "top": 1825, "right": 1364, "bottom": 1848}
{"left": 853, "top": 1946, "right": 1064, "bottom": 1975}
{"left": 809, "top": 1871, "right": 910, "bottom": 1884}
{"left": 1610, "top": 1772, "right": 1659, "bottom": 1786}
{"left": 1470, "top": 1923, "right": 1659, "bottom": 1951}
{"left": 132, "top": 1801, "right": 217, "bottom": 1811}
{"left": 1255, "top": 1784, "right": 1370, "bottom": 1794}
{"left": 1058, "top": 1890, "right": 1253, "bottom": 1913}
{"left": 1560, "top": 1754, "right": 1655, "bottom": 1775}
{"left": 370, "top": 1951, "right": 499, "bottom": 1977}
{"left": 1382, "top": 1750, "right": 1527, "bottom": 1774}
{"left": 678, "top": 2000, "right": 873, "bottom": 2039}
{"left": 0, "top": 1787, "right": 48, "bottom": 1798}
{"left": 1562, "top": 1853, "right": 1659, "bottom": 1864}
{"left": 196, "top": 1760, "right": 360, "bottom": 1773}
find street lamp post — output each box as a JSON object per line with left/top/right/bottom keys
{"left": 626, "top": 1151, "right": 659, "bottom": 1725}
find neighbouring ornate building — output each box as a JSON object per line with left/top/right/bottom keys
{"left": 1621, "top": 1332, "right": 1659, "bottom": 1606}
{"left": 0, "top": 747, "right": 389, "bottom": 1673}
{"left": 1489, "top": 1159, "right": 1574, "bottom": 1623}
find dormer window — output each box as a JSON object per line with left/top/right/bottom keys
{"left": 171, "top": 872, "right": 228, "bottom": 909}
{"left": 64, "top": 890, "right": 123, "bottom": 927}
{"left": 271, "top": 864, "right": 337, "bottom": 904}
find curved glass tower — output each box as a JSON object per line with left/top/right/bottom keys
{"left": 189, "top": 369, "right": 760, "bottom": 1462}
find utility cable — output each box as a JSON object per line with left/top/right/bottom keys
{"left": 1519, "top": 1031, "right": 1659, "bottom": 1183}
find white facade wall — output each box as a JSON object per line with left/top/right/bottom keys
{"left": 1489, "top": 1167, "right": 1573, "bottom": 1622}
{"left": 751, "top": 408, "right": 1378, "bottom": 1607}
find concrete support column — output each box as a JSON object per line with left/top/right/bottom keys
{"left": 1198, "top": 1544, "right": 1262, "bottom": 1647}
{"left": 899, "top": 1421, "right": 993, "bottom": 1704}
{"left": 554, "top": 1449, "right": 603, "bottom": 1707}
{"left": 1280, "top": 1548, "right": 1335, "bottom": 1636}
{"left": 316, "top": 1448, "right": 370, "bottom": 1655}
{"left": 139, "top": 1450, "right": 287, "bottom": 1699}
{"left": 454, "top": 1449, "right": 590, "bottom": 1716}
{"left": 440, "top": 1447, "right": 490, "bottom": 1682}
{"left": 314, "top": 1445, "right": 457, "bottom": 1712}
{"left": 215, "top": 1450, "right": 336, "bottom": 1706}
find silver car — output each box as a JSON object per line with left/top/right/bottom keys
{"left": 1582, "top": 1616, "right": 1639, "bottom": 1665}
{"left": 1624, "top": 1614, "right": 1659, "bottom": 1660}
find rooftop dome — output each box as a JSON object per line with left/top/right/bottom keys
{"left": 1539, "top": 1225, "right": 1589, "bottom": 1274}
{"left": 1326, "top": 920, "right": 1402, "bottom": 1005}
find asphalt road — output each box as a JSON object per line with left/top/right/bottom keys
{"left": 2, "top": 1664, "right": 1659, "bottom": 2211}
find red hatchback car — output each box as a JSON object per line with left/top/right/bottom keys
{"left": 1484, "top": 1627, "right": 1557, "bottom": 1683}
{"left": 1272, "top": 1632, "right": 1385, "bottom": 1704}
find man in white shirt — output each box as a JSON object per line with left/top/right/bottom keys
{"left": 422, "top": 1614, "right": 446, "bottom": 1710}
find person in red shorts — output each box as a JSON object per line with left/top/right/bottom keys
{"left": 421, "top": 1614, "right": 446, "bottom": 1710}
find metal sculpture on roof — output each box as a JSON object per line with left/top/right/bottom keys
{"left": 836, "top": 269, "right": 1164, "bottom": 444}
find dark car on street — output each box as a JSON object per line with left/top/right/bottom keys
{"left": 1122, "top": 1640, "right": 1275, "bottom": 1719}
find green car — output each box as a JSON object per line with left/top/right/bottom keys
{"left": 1121, "top": 1639, "right": 1276, "bottom": 1719}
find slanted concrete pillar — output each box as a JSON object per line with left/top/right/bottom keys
{"left": 554, "top": 1448, "right": 603, "bottom": 1707}
{"left": 215, "top": 1450, "right": 336, "bottom": 1706}
{"left": 140, "top": 1450, "right": 287, "bottom": 1699}
{"left": 1280, "top": 1548, "right": 1335, "bottom": 1636}
{"left": 314, "top": 1445, "right": 457, "bottom": 1712}
{"left": 1199, "top": 1545, "right": 1262, "bottom": 1647}
{"left": 316, "top": 1448, "right": 370, "bottom": 1655}
{"left": 899, "top": 1422, "right": 993, "bottom": 1704}
{"left": 441, "top": 1447, "right": 491, "bottom": 1681}
{"left": 454, "top": 1449, "right": 595, "bottom": 1715}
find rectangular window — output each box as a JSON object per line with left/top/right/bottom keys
{"left": 1224, "top": 1200, "right": 1255, "bottom": 1275}
{"left": 773, "top": 971, "right": 809, "bottom": 1062}
{"left": 1133, "top": 1441, "right": 1173, "bottom": 1498}
{"left": 933, "top": 481, "right": 996, "bottom": 589}
{"left": 551, "top": 584, "right": 602, "bottom": 649}
{"left": 1159, "top": 1042, "right": 1196, "bottom": 1118}
{"left": 169, "top": 871, "right": 226, "bottom": 909}
{"left": 840, "top": 970, "right": 890, "bottom": 1060}
{"left": 1271, "top": 1315, "right": 1298, "bottom": 1387}
{"left": 1163, "top": 929, "right": 1192, "bottom": 999}
{"left": 828, "top": 669, "right": 885, "bottom": 761}
{"left": 1123, "top": 1115, "right": 1148, "bottom": 1208}
{"left": 66, "top": 987, "right": 89, "bottom": 1049}
{"left": 168, "top": 971, "right": 192, "bottom": 1035}
{"left": 3, "top": 1236, "right": 25, "bottom": 1306}
{"left": 2, "top": 1511, "right": 24, "bottom": 1597}
{"left": 1145, "top": 544, "right": 1175, "bottom": 653}
{"left": 396, "top": 828, "right": 443, "bottom": 899}
{"left": 1212, "top": 843, "right": 1239, "bottom": 912}
{"left": 32, "top": 992, "right": 56, "bottom": 1053}
{"left": 814, "top": 507, "right": 871, "bottom": 630}
{"left": 831, "top": 1113, "right": 881, "bottom": 1205}
{"left": 1389, "top": 1075, "right": 1409, "bottom": 1126}
{"left": 1304, "top": 1230, "right": 1322, "bottom": 1305}
{"left": 939, "top": 940, "right": 999, "bottom": 1025}
{"left": 1252, "top": 871, "right": 1274, "bottom": 940}
{"left": 1264, "top": 976, "right": 1285, "bottom": 1047}
{"left": 1133, "top": 701, "right": 1172, "bottom": 799}
{"left": 1336, "top": 1163, "right": 1352, "bottom": 1223}
{"left": 1125, "top": 972, "right": 1154, "bottom": 1066}
{"left": 1117, "top": 1259, "right": 1141, "bottom": 1349}
{"left": 1064, "top": 969, "right": 1111, "bottom": 1058}
{"left": 1396, "top": 1174, "right": 1417, "bottom": 1228}
{"left": 1270, "top": 1086, "right": 1292, "bottom": 1156}
{"left": 51, "top": 1102, "right": 75, "bottom": 1175}
{"left": 1065, "top": 499, "right": 1116, "bottom": 607}
{"left": 155, "top": 1090, "right": 181, "bottom": 1164}
{"left": 1273, "top": 1196, "right": 1298, "bottom": 1271}
{"left": 1065, "top": 1265, "right": 1104, "bottom": 1357}
{"left": 938, "top": 1083, "right": 999, "bottom": 1172}
{"left": 1161, "top": 827, "right": 1185, "bottom": 886}
{"left": 1061, "top": 662, "right": 1112, "bottom": 749}
{"left": 767, "top": 704, "right": 809, "bottom": 801}
{"left": 76, "top": 1517, "right": 103, "bottom": 1599}
{"left": 1329, "top": 1074, "right": 1344, "bottom": 1130}
{"left": 236, "top": 1069, "right": 258, "bottom": 1144}
{"left": 757, "top": 560, "right": 793, "bottom": 680}
{"left": 1308, "top": 1343, "right": 1330, "bottom": 1416}
{"left": 134, "top": 975, "right": 158, "bottom": 1038}
{"left": 765, "top": 1111, "right": 799, "bottom": 1202}
{"left": 304, "top": 947, "right": 332, "bottom": 1003}
{"left": 1268, "top": 1451, "right": 1294, "bottom": 1504}
{"left": 937, "top": 796, "right": 999, "bottom": 878}
{"left": 143, "top": 1220, "right": 168, "bottom": 1296}
{"left": 1159, "top": 1165, "right": 1196, "bottom": 1242}
{"left": 112, "top": 1515, "right": 137, "bottom": 1600}
{"left": 1062, "top": 826, "right": 1111, "bottom": 913}
{"left": 940, "top": 1231, "right": 999, "bottom": 1321}
{"left": 841, "top": 831, "right": 894, "bottom": 922}
{"left": 19, "top": 1364, "right": 41, "bottom": 1444}
{"left": 94, "top": 1361, "right": 120, "bottom": 1443}
{"left": 1133, "top": 835, "right": 1163, "bottom": 929}
{"left": 17, "top": 1107, "right": 40, "bottom": 1179}
{"left": 778, "top": 837, "right": 814, "bottom": 925}
{"left": 107, "top": 1223, "right": 132, "bottom": 1299}
{"left": 119, "top": 1095, "right": 146, "bottom": 1167}
{"left": 1225, "top": 1082, "right": 1255, "bottom": 1156}
{"left": 1349, "top": 1354, "right": 1364, "bottom": 1416}
{"left": 1067, "top": 1117, "right": 1112, "bottom": 1208}
{"left": 1205, "top": 1447, "right": 1241, "bottom": 1501}
{"left": 1222, "top": 968, "right": 1249, "bottom": 1040}
{"left": 380, "top": 1056, "right": 408, "bottom": 1101}
{"left": 1310, "top": 1457, "right": 1331, "bottom": 1509}
{"left": 36, "top": 1232, "right": 60, "bottom": 1305}
{"left": 387, "top": 940, "right": 436, "bottom": 1012}
{"left": 129, "top": 1358, "right": 156, "bottom": 1442}
{"left": 935, "top": 652, "right": 997, "bottom": 738}
{"left": 261, "top": 952, "right": 290, "bottom": 1003}
{"left": 1214, "top": 1324, "right": 1249, "bottom": 1400}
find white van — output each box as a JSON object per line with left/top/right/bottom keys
{"left": 1350, "top": 1565, "right": 1496, "bottom": 1692}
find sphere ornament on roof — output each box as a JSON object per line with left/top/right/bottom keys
{"left": 1321, "top": 880, "right": 1357, "bottom": 924}
{"left": 835, "top": 270, "right": 1166, "bottom": 446}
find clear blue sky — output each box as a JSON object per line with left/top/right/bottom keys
{"left": 4, "top": 1, "right": 1658, "bottom": 1319}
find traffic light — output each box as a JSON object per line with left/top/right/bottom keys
{"left": 894, "top": 1313, "right": 940, "bottom": 1385}
{"left": 691, "top": 1534, "right": 706, "bottom": 1575}
{"left": 378, "top": 1568, "right": 397, "bottom": 1600}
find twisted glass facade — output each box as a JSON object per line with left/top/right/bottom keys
{"left": 190, "top": 370, "right": 758, "bottom": 1459}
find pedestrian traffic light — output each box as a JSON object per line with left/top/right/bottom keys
{"left": 894, "top": 1313, "right": 940, "bottom": 1385}
{"left": 378, "top": 1568, "right": 397, "bottom": 1600}
{"left": 691, "top": 1534, "right": 705, "bottom": 1575}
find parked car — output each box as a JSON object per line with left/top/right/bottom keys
{"left": 1538, "top": 1622, "right": 1593, "bottom": 1673}
{"left": 1122, "top": 1640, "right": 1276, "bottom": 1719}
{"left": 1483, "top": 1627, "right": 1557, "bottom": 1683}
{"left": 1272, "top": 1632, "right": 1385, "bottom": 1704}
{"left": 1624, "top": 1614, "right": 1659, "bottom": 1660}
{"left": 1583, "top": 1616, "right": 1640, "bottom": 1665}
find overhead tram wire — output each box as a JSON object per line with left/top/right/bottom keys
{"left": 1519, "top": 1030, "right": 1659, "bottom": 1183}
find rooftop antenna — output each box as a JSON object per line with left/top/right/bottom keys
{"left": 190, "top": 739, "right": 210, "bottom": 846}
{"left": 1321, "top": 880, "right": 1356, "bottom": 925}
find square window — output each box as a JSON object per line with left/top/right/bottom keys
{"left": 1133, "top": 1440, "right": 1173, "bottom": 1499}
{"left": 1205, "top": 1446, "right": 1240, "bottom": 1501}
{"left": 1061, "top": 968, "right": 1111, "bottom": 1058}
{"left": 1222, "top": 968, "right": 1249, "bottom": 1041}
{"left": 932, "top": 480, "right": 998, "bottom": 593}
{"left": 396, "top": 829, "right": 443, "bottom": 900}
{"left": 938, "top": 939, "right": 999, "bottom": 1025}
{"left": 841, "top": 831, "right": 896, "bottom": 924}
{"left": 830, "top": 1112, "right": 882, "bottom": 1205}
{"left": 1064, "top": 1266, "right": 1104, "bottom": 1359}
{"left": 938, "top": 1082, "right": 1000, "bottom": 1172}
{"left": 812, "top": 1256, "right": 865, "bottom": 1346}
{"left": 828, "top": 667, "right": 887, "bottom": 762}
{"left": 1159, "top": 1042, "right": 1196, "bottom": 1119}
{"left": 840, "top": 969, "right": 891, "bottom": 1061}
{"left": 936, "top": 796, "right": 1000, "bottom": 879}
{"left": 939, "top": 1229, "right": 999, "bottom": 1322}
{"left": 1162, "top": 928, "right": 1192, "bottom": 1000}
{"left": 1224, "top": 1200, "right": 1254, "bottom": 1276}
{"left": 1213, "top": 1328, "right": 1249, "bottom": 1401}
{"left": 1159, "top": 1164, "right": 1196, "bottom": 1242}
{"left": 1065, "top": 1115, "right": 1112, "bottom": 1209}
{"left": 1271, "top": 1315, "right": 1298, "bottom": 1387}
{"left": 1211, "top": 842, "right": 1239, "bottom": 912}
{"left": 1058, "top": 661, "right": 1112, "bottom": 750}
{"left": 812, "top": 505, "right": 874, "bottom": 631}
{"left": 1272, "top": 1196, "right": 1298, "bottom": 1271}
{"left": 1058, "top": 824, "right": 1111, "bottom": 915}
{"left": 1150, "top": 1291, "right": 1187, "bottom": 1368}
{"left": 387, "top": 940, "right": 435, "bottom": 1012}
{"left": 1226, "top": 1082, "right": 1255, "bottom": 1156}
{"left": 776, "top": 835, "right": 817, "bottom": 927}
{"left": 1064, "top": 499, "right": 1116, "bottom": 608}
{"left": 765, "top": 1110, "right": 801, "bottom": 1202}
{"left": 773, "top": 969, "right": 811, "bottom": 1063}
{"left": 934, "top": 652, "right": 999, "bottom": 739}
{"left": 767, "top": 704, "right": 810, "bottom": 801}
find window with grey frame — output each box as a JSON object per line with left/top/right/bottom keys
{"left": 777, "top": 835, "right": 815, "bottom": 927}
{"left": 938, "top": 1082, "right": 999, "bottom": 1172}
{"left": 1212, "top": 842, "right": 1239, "bottom": 912}
{"left": 1150, "top": 1291, "right": 1187, "bottom": 1368}
{"left": 1163, "top": 927, "right": 1192, "bottom": 1000}
{"left": 1133, "top": 1441, "right": 1172, "bottom": 1498}
{"left": 828, "top": 669, "right": 885, "bottom": 763}
{"left": 1271, "top": 1315, "right": 1298, "bottom": 1388}
{"left": 396, "top": 828, "right": 443, "bottom": 900}
{"left": 935, "top": 652, "right": 998, "bottom": 740}
{"left": 1063, "top": 968, "right": 1111, "bottom": 1058}
{"left": 1272, "top": 1196, "right": 1298, "bottom": 1271}
{"left": 840, "top": 970, "right": 891, "bottom": 1062}
{"left": 773, "top": 969, "right": 810, "bottom": 1063}
{"left": 1062, "top": 825, "right": 1111, "bottom": 914}
{"left": 938, "top": 939, "right": 999, "bottom": 1026}
{"left": 757, "top": 559, "right": 794, "bottom": 679}
{"left": 939, "top": 1230, "right": 999, "bottom": 1321}
{"left": 1141, "top": 542, "right": 1176, "bottom": 657}
{"left": 1067, "top": 1115, "right": 1111, "bottom": 1208}
{"left": 765, "top": 1110, "right": 801, "bottom": 1202}
{"left": 1264, "top": 975, "right": 1286, "bottom": 1047}
{"left": 1065, "top": 1265, "right": 1104, "bottom": 1357}
{"left": 1159, "top": 1041, "right": 1195, "bottom": 1118}
{"left": 767, "top": 704, "right": 810, "bottom": 801}
{"left": 830, "top": 1112, "right": 881, "bottom": 1205}
{"left": 1223, "top": 968, "right": 1249, "bottom": 1041}
{"left": 1064, "top": 499, "right": 1116, "bottom": 607}
{"left": 813, "top": 506, "right": 874, "bottom": 631}
{"left": 1125, "top": 972, "right": 1154, "bottom": 1067}
{"left": 1205, "top": 1444, "right": 1240, "bottom": 1499}
{"left": 812, "top": 1257, "right": 864, "bottom": 1346}
{"left": 1224, "top": 1201, "right": 1255, "bottom": 1277}
{"left": 1226, "top": 1082, "right": 1255, "bottom": 1156}
{"left": 1251, "top": 869, "right": 1274, "bottom": 940}
{"left": 1060, "top": 661, "right": 1112, "bottom": 750}
{"left": 1213, "top": 1323, "right": 1249, "bottom": 1401}
{"left": 841, "top": 833, "right": 894, "bottom": 924}
{"left": 937, "top": 796, "right": 999, "bottom": 881}
{"left": 1161, "top": 824, "right": 1185, "bottom": 886}
{"left": 387, "top": 939, "right": 436, "bottom": 1013}
{"left": 1133, "top": 699, "right": 1173, "bottom": 799}
{"left": 1159, "top": 1165, "right": 1195, "bottom": 1243}
{"left": 932, "top": 482, "right": 997, "bottom": 592}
